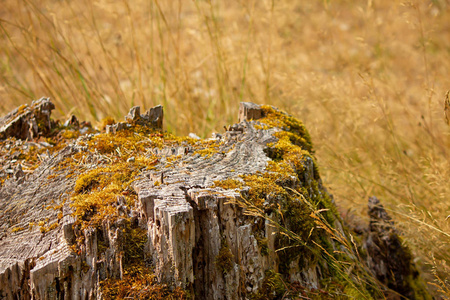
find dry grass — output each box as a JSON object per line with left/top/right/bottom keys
{"left": 1, "top": 0, "right": 449, "bottom": 296}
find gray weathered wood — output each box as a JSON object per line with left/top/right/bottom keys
{"left": 0, "top": 100, "right": 431, "bottom": 300}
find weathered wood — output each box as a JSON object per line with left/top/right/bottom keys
{"left": 238, "top": 102, "right": 263, "bottom": 122}
{"left": 133, "top": 120, "right": 278, "bottom": 297}
{"left": 0, "top": 145, "right": 79, "bottom": 299}
{"left": 107, "top": 104, "right": 163, "bottom": 134}
{"left": 0, "top": 100, "right": 431, "bottom": 300}
{"left": 0, "top": 97, "right": 55, "bottom": 140}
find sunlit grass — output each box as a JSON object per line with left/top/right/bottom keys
{"left": 1, "top": 0, "right": 449, "bottom": 296}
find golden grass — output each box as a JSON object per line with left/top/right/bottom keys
{"left": 1, "top": 0, "right": 449, "bottom": 296}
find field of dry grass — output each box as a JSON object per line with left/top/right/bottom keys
{"left": 1, "top": 0, "right": 449, "bottom": 296}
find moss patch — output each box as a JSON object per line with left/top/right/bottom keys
{"left": 101, "top": 265, "right": 187, "bottom": 299}
{"left": 69, "top": 124, "right": 230, "bottom": 232}
{"left": 99, "top": 220, "right": 187, "bottom": 299}
{"left": 63, "top": 122, "right": 233, "bottom": 297}
{"left": 251, "top": 270, "right": 286, "bottom": 300}
{"left": 260, "top": 105, "right": 313, "bottom": 153}
{"left": 101, "top": 264, "right": 187, "bottom": 299}
{"left": 212, "top": 106, "right": 382, "bottom": 298}
{"left": 215, "top": 238, "right": 234, "bottom": 274}
{"left": 212, "top": 178, "right": 243, "bottom": 190}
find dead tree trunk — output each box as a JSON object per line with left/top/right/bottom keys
{"left": 0, "top": 100, "right": 431, "bottom": 299}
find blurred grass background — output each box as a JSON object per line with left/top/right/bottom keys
{"left": 1, "top": 0, "right": 449, "bottom": 296}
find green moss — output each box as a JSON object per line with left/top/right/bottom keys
{"left": 255, "top": 236, "right": 269, "bottom": 256}
{"left": 260, "top": 105, "right": 313, "bottom": 153}
{"left": 215, "top": 239, "right": 234, "bottom": 274}
{"left": 404, "top": 273, "right": 433, "bottom": 300}
{"left": 274, "top": 196, "right": 323, "bottom": 275}
{"left": 210, "top": 106, "right": 387, "bottom": 297}
{"left": 251, "top": 270, "right": 286, "bottom": 300}
{"left": 210, "top": 106, "right": 328, "bottom": 275}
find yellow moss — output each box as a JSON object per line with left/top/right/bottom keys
{"left": 208, "top": 106, "right": 378, "bottom": 297}
{"left": 81, "top": 260, "right": 90, "bottom": 273}
{"left": 260, "top": 105, "right": 313, "bottom": 152}
{"left": 193, "top": 139, "right": 225, "bottom": 158}
{"left": 72, "top": 182, "right": 127, "bottom": 228}
{"left": 29, "top": 222, "right": 35, "bottom": 230}
{"left": 166, "top": 154, "right": 182, "bottom": 163}
{"left": 70, "top": 152, "right": 161, "bottom": 230}
{"left": 61, "top": 130, "right": 79, "bottom": 140}
{"left": 212, "top": 178, "right": 243, "bottom": 190}
{"left": 99, "top": 221, "right": 188, "bottom": 299}
{"left": 17, "top": 104, "right": 28, "bottom": 114}
{"left": 240, "top": 172, "right": 288, "bottom": 208}
{"left": 11, "top": 226, "right": 25, "bottom": 233}
{"left": 100, "top": 116, "right": 115, "bottom": 130}
{"left": 253, "top": 123, "right": 269, "bottom": 130}
{"left": 211, "top": 108, "right": 312, "bottom": 210}
{"left": 48, "top": 222, "right": 59, "bottom": 231}
{"left": 100, "top": 263, "right": 187, "bottom": 299}
{"left": 37, "top": 217, "right": 60, "bottom": 233}
{"left": 64, "top": 125, "right": 188, "bottom": 237}
{"left": 73, "top": 169, "right": 104, "bottom": 195}
{"left": 0, "top": 141, "right": 54, "bottom": 174}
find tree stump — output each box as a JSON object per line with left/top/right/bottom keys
{"left": 0, "top": 100, "right": 431, "bottom": 299}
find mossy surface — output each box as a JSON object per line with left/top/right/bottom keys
{"left": 100, "top": 221, "right": 188, "bottom": 299}
{"left": 1, "top": 103, "right": 430, "bottom": 298}
{"left": 213, "top": 105, "right": 381, "bottom": 298}
{"left": 101, "top": 265, "right": 187, "bottom": 299}
{"left": 0, "top": 120, "right": 94, "bottom": 189}
{"left": 212, "top": 178, "right": 243, "bottom": 190}
{"left": 63, "top": 123, "right": 229, "bottom": 297}
{"left": 215, "top": 238, "right": 234, "bottom": 274}
{"left": 260, "top": 105, "right": 313, "bottom": 153}
{"left": 69, "top": 124, "right": 227, "bottom": 231}
{"left": 251, "top": 270, "right": 286, "bottom": 300}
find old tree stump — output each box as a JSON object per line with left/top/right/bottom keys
{"left": 0, "top": 99, "right": 430, "bottom": 299}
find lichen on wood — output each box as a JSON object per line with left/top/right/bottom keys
{"left": 0, "top": 99, "right": 431, "bottom": 299}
